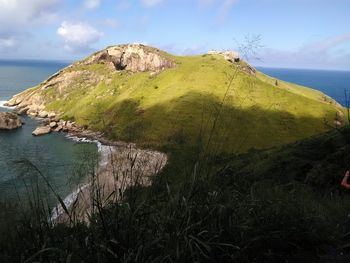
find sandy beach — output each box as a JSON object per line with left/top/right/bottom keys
{"left": 52, "top": 135, "right": 168, "bottom": 223}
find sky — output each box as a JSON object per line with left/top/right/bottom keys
{"left": 0, "top": 0, "right": 349, "bottom": 70}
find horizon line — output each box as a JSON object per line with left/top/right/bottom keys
{"left": 0, "top": 58, "right": 349, "bottom": 73}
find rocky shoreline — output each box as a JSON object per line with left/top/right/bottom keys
{"left": 3, "top": 100, "right": 168, "bottom": 223}
{"left": 52, "top": 139, "right": 168, "bottom": 223}
{"left": 50, "top": 131, "right": 168, "bottom": 223}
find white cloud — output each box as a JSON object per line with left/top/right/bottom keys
{"left": 57, "top": 21, "right": 103, "bottom": 53}
{"left": 0, "top": 37, "right": 19, "bottom": 52}
{"left": 254, "top": 34, "right": 350, "bottom": 70}
{"left": 300, "top": 33, "right": 350, "bottom": 54}
{"left": 84, "top": 0, "right": 101, "bottom": 9}
{"left": 0, "top": 0, "right": 60, "bottom": 53}
{"left": 141, "top": 0, "right": 163, "bottom": 7}
{"left": 0, "top": 0, "right": 59, "bottom": 26}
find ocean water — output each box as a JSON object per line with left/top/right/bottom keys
{"left": 257, "top": 67, "right": 350, "bottom": 107}
{"left": 0, "top": 60, "right": 98, "bottom": 204}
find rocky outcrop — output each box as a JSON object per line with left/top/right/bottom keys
{"left": 0, "top": 112, "right": 22, "bottom": 130}
{"left": 85, "top": 44, "right": 176, "bottom": 73}
{"left": 208, "top": 50, "right": 240, "bottom": 63}
{"left": 32, "top": 126, "right": 51, "bottom": 136}
{"left": 30, "top": 118, "right": 80, "bottom": 136}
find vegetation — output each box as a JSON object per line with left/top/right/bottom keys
{"left": 2, "top": 128, "right": 350, "bottom": 262}
{"left": 30, "top": 52, "right": 345, "bottom": 153}
{"left": 2, "top": 46, "right": 350, "bottom": 262}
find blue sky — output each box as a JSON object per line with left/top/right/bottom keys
{"left": 0, "top": 0, "right": 349, "bottom": 70}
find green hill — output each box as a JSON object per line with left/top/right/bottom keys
{"left": 8, "top": 44, "right": 345, "bottom": 153}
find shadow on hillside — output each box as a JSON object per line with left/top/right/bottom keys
{"left": 83, "top": 91, "right": 336, "bottom": 154}
{"left": 218, "top": 127, "right": 350, "bottom": 192}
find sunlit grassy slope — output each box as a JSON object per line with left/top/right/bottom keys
{"left": 30, "top": 51, "right": 344, "bottom": 153}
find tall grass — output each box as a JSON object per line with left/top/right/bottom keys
{"left": 2, "top": 98, "right": 350, "bottom": 262}
{"left": 2, "top": 154, "right": 350, "bottom": 262}
{"left": 1, "top": 40, "right": 349, "bottom": 262}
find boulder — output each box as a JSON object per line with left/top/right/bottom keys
{"left": 53, "top": 117, "right": 60, "bottom": 122}
{"left": 54, "top": 125, "right": 63, "bottom": 132}
{"left": 207, "top": 50, "right": 240, "bottom": 62}
{"left": 0, "top": 112, "right": 22, "bottom": 130}
{"left": 28, "top": 111, "right": 38, "bottom": 117}
{"left": 66, "top": 121, "right": 73, "bottom": 129}
{"left": 38, "top": 111, "right": 48, "bottom": 118}
{"left": 49, "top": 121, "right": 57, "bottom": 128}
{"left": 32, "top": 126, "right": 51, "bottom": 136}
{"left": 48, "top": 112, "right": 56, "bottom": 118}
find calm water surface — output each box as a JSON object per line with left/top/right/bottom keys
{"left": 0, "top": 60, "right": 97, "bottom": 203}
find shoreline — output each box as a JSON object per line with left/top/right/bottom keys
{"left": 50, "top": 135, "right": 101, "bottom": 222}
{"left": 0, "top": 100, "right": 15, "bottom": 110}
{"left": 3, "top": 98, "right": 168, "bottom": 222}
{"left": 54, "top": 125, "right": 168, "bottom": 223}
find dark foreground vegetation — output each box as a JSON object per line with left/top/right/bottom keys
{"left": 2, "top": 128, "right": 350, "bottom": 262}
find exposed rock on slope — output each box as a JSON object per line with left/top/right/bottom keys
{"left": 84, "top": 44, "right": 176, "bottom": 72}
{"left": 208, "top": 50, "right": 240, "bottom": 63}
{"left": 0, "top": 112, "right": 22, "bottom": 130}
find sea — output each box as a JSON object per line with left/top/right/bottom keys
{"left": 0, "top": 60, "right": 97, "bottom": 205}
{"left": 257, "top": 67, "right": 350, "bottom": 107}
{"left": 0, "top": 61, "right": 349, "bottom": 205}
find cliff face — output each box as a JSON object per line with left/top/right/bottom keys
{"left": 85, "top": 44, "right": 176, "bottom": 72}
{"left": 5, "top": 44, "right": 346, "bottom": 153}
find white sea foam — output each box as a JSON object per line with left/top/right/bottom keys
{"left": 65, "top": 134, "right": 102, "bottom": 150}
{"left": 50, "top": 135, "right": 106, "bottom": 222}
{"left": 50, "top": 183, "right": 90, "bottom": 221}
{"left": 0, "top": 100, "right": 13, "bottom": 109}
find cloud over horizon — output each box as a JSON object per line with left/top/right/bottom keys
{"left": 0, "top": 0, "right": 60, "bottom": 53}
{"left": 57, "top": 21, "right": 103, "bottom": 53}
{"left": 254, "top": 34, "right": 350, "bottom": 70}
{"left": 0, "top": 37, "right": 19, "bottom": 53}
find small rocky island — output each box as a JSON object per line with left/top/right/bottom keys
{"left": 0, "top": 112, "right": 22, "bottom": 130}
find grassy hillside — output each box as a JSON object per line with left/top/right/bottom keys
{"left": 16, "top": 46, "right": 345, "bottom": 153}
